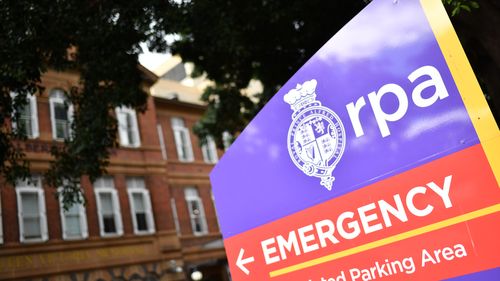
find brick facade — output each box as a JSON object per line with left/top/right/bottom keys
{"left": 0, "top": 68, "right": 228, "bottom": 281}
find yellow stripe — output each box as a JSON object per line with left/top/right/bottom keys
{"left": 269, "top": 204, "right": 500, "bottom": 278}
{"left": 419, "top": 0, "right": 500, "bottom": 186}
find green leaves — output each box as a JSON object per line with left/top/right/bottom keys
{"left": 0, "top": 0, "right": 178, "bottom": 207}
{"left": 443, "top": 0, "right": 480, "bottom": 16}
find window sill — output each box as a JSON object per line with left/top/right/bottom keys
{"left": 99, "top": 233, "right": 123, "bottom": 238}
{"left": 21, "top": 238, "right": 48, "bottom": 244}
{"left": 133, "top": 230, "right": 156, "bottom": 236}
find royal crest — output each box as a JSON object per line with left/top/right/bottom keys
{"left": 284, "top": 79, "right": 346, "bottom": 190}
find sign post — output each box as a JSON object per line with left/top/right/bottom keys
{"left": 211, "top": 0, "right": 500, "bottom": 280}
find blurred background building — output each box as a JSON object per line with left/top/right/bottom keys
{"left": 0, "top": 60, "right": 230, "bottom": 281}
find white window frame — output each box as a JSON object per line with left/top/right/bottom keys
{"left": 10, "top": 92, "right": 39, "bottom": 139}
{"left": 201, "top": 136, "right": 218, "bottom": 164}
{"left": 94, "top": 177, "right": 123, "bottom": 237}
{"left": 184, "top": 187, "right": 208, "bottom": 236}
{"left": 170, "top": 198, "right": 181, "bottom": 236}
{"left": 16, "top": 177, "right": 48, "bottom": 243}
{"left": 126, "top": 177, "right": 155, "bottom": 235}
{"left": 49, "top": 89, "right": 73, "bottom": 140}
{"left": 222, "top": 131, "right": 232, "bottom": 151}
{"left": 116, "top": 106, "right": 141, "bottom": 147}
{"left": 171, "top": 117, "right": 194, "bottom": 162}
{"left": 157, "top": 124, "right": 168, "bottom": 160}
{"left": 58, "top": 188, "right": 88, "bottom": 240}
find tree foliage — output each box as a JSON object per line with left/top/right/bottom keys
{"left": 0, "top": 0, "right": 179, "bottom": 208}
{"left": 171, "top": 0, "right": 367, "bottom": 145}
{"left": 0, "top": 0, "right": 494, "bottom": 208}
{"left": 170, "top": 0, "right": 492, "bottom": 148}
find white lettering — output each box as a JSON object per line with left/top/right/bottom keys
{"left": 298, "top": 224, "right": 319, "bottom": 253}
{"left": 346, "top": 96, "right": 367, "bottom": 137}
{"left": 426, "top": 175, "right": 453, "bottom": 208}
{"left": 367, "top": 84, "right": 409, "bottom": 137}
{"left": 408, "top": 65, "right": 449, "bottom": 107}
{"left": 337, "top": 211, "right": 361, "bottom": 240}
{"left": 379, "top": 194, "right": 408, "bottom": 227}
{"left": 406, "top": 186, "right": 433, "bottom": 217}
{"left": 358, "top": 203, "right": 383, "bottom": 234}
{"left": 316, "top": 219, "right": 339, "bottom": 247}
{"left": 277, "top": 232, "right": 301, "bottom": 260}
{"left": 261, "top": 238, "right": 280, "bottom": 265}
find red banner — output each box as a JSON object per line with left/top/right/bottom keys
{"left": 225, "top": 144, "right": 500, "bottom": 280}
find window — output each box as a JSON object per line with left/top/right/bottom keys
{"left": 116, "top": 107, "right": 141, "bottom": 147}
{"left": 94, "top": 177, "right": 123, "bottom": 237}
{"left": 126, "top": 177, "right": 155, "bottom": 234}
{"left": 171, "top": 117, "right": 194, "bottom": 162}
{"left": 201, "top": 136, "right": 218, "bottom": 164}
{"left": 222, "top": 131, "right": 233, "bottom": 151}
{"left": 10, "top": 92, "right": 39, "bottom": 138}
{"left": 184, "top": 187, "right": 208, "bottom": 235}
{"left": 16, "top": 177, "right": 48, "bottom": 243}
{"left": 49, "top": 89, "right": 73, "bottom": 140}
{"left": 59, "top": 188, "right": 88, "bottom": 240}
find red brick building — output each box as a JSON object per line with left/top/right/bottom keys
{"left": 0, "top": 66, "right": 229, "bottom": 281}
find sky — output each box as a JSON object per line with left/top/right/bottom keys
{"left": 138, "top": 43, "right": 171, "bottom": 72}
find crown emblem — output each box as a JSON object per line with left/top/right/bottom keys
{"left": 284, "top": 79, "right": 319, "bottom": 114}
{"left": 284, "top": 79, "right": 346, "bottom": 190}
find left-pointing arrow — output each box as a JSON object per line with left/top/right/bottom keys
{"left": 236, "top": 248, "right": 255, "bottom": 275}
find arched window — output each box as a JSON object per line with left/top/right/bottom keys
{"left": 49, "top": 89, "right": 73, "bottom": 140}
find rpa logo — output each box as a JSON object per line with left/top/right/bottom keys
{"left": 284, "top": 65, "right": 450, "bottom": 191}
{"left": 284, "top": 79, "right": 346, "bottom": 190}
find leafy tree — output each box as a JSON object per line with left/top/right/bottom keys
{"left": 0, "top": 0, "right": 495, "bottom": 207}
{"left": 0, "top": 0, "right": 179, "bottom": 208}
{"left": 170, "top": 0, "right": 495, "bottom": 148}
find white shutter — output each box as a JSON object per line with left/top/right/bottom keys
{"left": 157, "top": 124, "right": 167, "bottom": 160}
{"left": 29, "top": 95, "right": 39, "bottom": 138}
{"left": 80, "top": 203, "right": 89, "bottom": 239}
{"left": 208, "top": 137, "right": 218, "bottom": 163}
{"left": 116, "top": 108, "right": 130, "bottom": 146}
{"left": 181, "top": 128, "right": 194, "bottom": 162}
{"left": 95, "top": 191, "right": 105, "bottom": 237}
{"left": 58, "top": 193, "right": 67, "bottom": 239}
{"left": 112, "top": 189, "right": 123, "bottom": 236}
{"left": 67, "top": 104, "right": 74, "bottom": 139}
{"left": 130, "top": 109, "right": 141, "bottom": 147}
{"left": 173, "top": 129, "right": 184, "bottom": 160}
{"left": 16, "top": 188, "right": 25, "bottom": 243}
{"left": 127, "top": 189, "right": 138, "bottom": 233}
{"left": 170, "top": 198, "right": 181, "bottom": 235}
{"left": 38, "top": 189, "right": 48, "bottom": 242}
{"left": 201, "top": 143, "right": 209, "bottom": 162}
{"left": 144, "top": 189, "right": 155, "bottom": 233}
{"left": 49, "top": 98, "right": 57, "bottom": 139}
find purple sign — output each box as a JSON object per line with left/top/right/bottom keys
{"left": 211, "top": 0, "right": 500, "bottom": 280}
{"left": 211, "top": 0, "right": 476, "bottom": 238}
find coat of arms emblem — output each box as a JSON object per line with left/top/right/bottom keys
{"left": 284, "top": 79, "right": 346, "bottom": 190}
